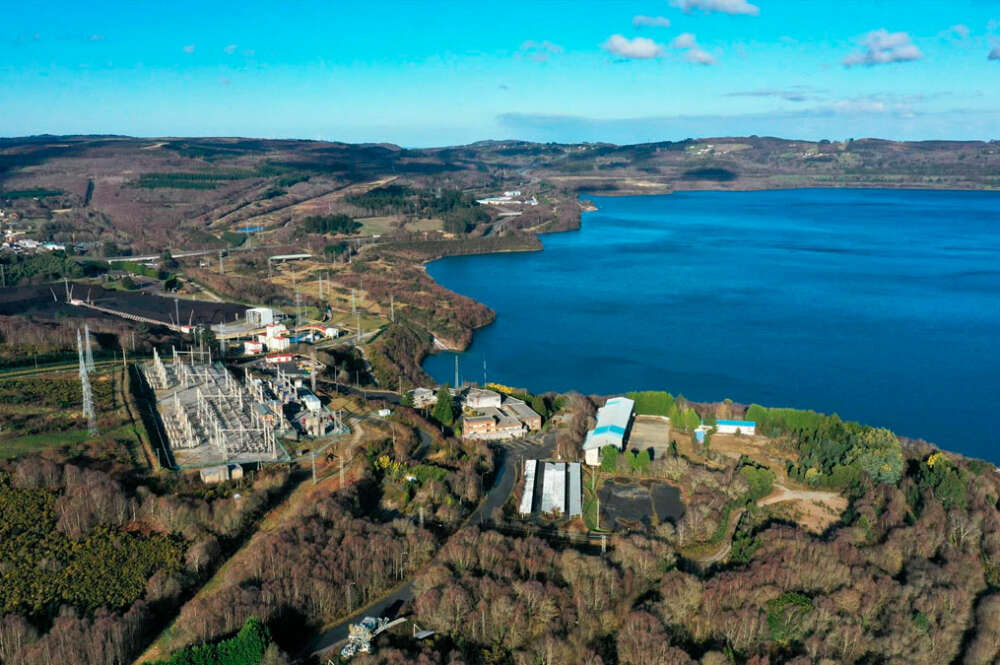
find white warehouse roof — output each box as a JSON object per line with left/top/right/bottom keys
{"left": 582, "top": 396, "right": 634, "bottom": 451}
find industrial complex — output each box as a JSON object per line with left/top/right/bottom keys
{"left": 459, "top": 388, "right": 542, "bottom": 441}
{"left": 142, "top": 348, "right": 280, "bottom": 467}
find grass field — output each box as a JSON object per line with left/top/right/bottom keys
{"left": 0, "top": 368, "right": 152, "bottom": 467}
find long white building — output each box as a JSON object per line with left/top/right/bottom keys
{"left": 582, "top": 396, "right": 635, "bottom": 466}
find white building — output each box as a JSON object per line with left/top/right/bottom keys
{"left": 715, "top": 420, "right": 756, "bottom": 436}
{"left": 463, "top": 388, "right": 502, "bottom": 409}
{"left": 540, "top": 462, "right": 566, "bottom": 514}
{"left": 246, "top": 307, "right": 276, "bottom": 327}
{"left": 300, "top": 391, "right": 322, "bottom": 412}
{"left": 582, "top": 396, "right": 635, "bottom": 466}
{"left": 410, "top": 387, "right": 437, "bottom": 409}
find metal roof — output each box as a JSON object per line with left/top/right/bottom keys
{"left": 717, "top": 420, "right": 756, "bottom": 427}
{"left": 582, "top": 396, "right": 634, "bottom": 450}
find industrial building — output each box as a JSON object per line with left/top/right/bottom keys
{"left": 464, "top": 388, "right": 502, "bottom": 409}
{"left": 583, "top": 396, "right": 635, "bottom": 466}
{"left": 519, "top": 460, "right": 582, "bottom": 519}
{"left": 245, "top": 307, "right": 277, "bottom": 327}
{"left": 409, "top": 387, "right": 436, "bottom": 409}
{"left": 461, "top": 393, "right": 542, "bottom": 441}
{"left": 715, "top": 420, "right": 757, "bottom": 436}
{"left": 199, "top": 463, "right": 244, "bottom": 484}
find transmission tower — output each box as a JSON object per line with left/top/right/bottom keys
{"left": 77, "top": 329, "right": 97, "bottom": 435}
{"left": 84, "top": 323, "right": 96, "bottom": 372}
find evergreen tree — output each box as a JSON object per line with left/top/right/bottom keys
{"left": 684, "top": 408, "right": 701, "bottom": 431}
{"left": 432, "top": 384, "right": 456, "bottom": 426}
{"left": 600, "top": 446, "right": 619, "bottom": 473}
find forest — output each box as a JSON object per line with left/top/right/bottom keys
{"left": 301, "top": 214, "right": 362, "bottom": 235}
{"left": 0, "top": 455, "right": 292, "bottom": 665}
{"left": 345, "top": 439, "right": 1000, "bottom": 665}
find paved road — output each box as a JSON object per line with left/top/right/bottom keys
{"left": 304, "top": 430, "right": 554, "bottom": 658}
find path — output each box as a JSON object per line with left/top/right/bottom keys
{"left": 758, "top": 485, "right": 841, "bottom": 507}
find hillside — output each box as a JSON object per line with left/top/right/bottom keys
{"left": 2, "top": 135, "right": 999, "bottom": 253}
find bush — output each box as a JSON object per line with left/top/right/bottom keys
{"left": 626, "top": 391, "right": 674, "bottom": 417}
{"left": 600, "top": 446, "right": 619, "bottom": 472}
{"left": 150, "top": 616, "right": 271, "bottom": 665}
{"left": 740, "top": 465, "right": 775, "bottom": 502}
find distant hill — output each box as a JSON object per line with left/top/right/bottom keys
{"left": 1, "top": 135, "right": 998, "bottom": 252}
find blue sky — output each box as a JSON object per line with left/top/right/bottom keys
{"left": 2, "top": 1, "right": 999, "bottom": 146}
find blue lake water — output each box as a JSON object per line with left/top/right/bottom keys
{"left": 424, "top": 189, "right": 1000, "bottom": 461}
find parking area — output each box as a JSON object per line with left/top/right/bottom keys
{"left": 629, "top": 415, "right": 672, "bottom": 461}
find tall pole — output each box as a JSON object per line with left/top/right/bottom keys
{"left": 454, "top": 355, "right": 459, "bottom": 388}
{"left": 218, "top": 249, "right": 224, "bottom": 275}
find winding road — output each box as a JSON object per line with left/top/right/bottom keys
{"left": 303, "top": 431, "right": 553, "bottom": 658}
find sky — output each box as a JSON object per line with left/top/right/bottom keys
{"left": 2, "top": 0, "right": 1000, "bottom": 146}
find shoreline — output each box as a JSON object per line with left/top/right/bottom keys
{"left": 416, "top": 185, "right": 1000, "bottom": 458}
{"left": 422, "top": 181, "right": 1000, "bottom": 361}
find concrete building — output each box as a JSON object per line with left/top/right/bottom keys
{"left": 410, "top": 387, "right": 436, "bottom": 409}
{"left": 199, "top": 463, "right": 245, "bottom": 484}
{"left": 246, "top": 307, "right": 276, "bottom": 327}
{"left": 268, "top": 336, "right": 291, "bottom": 352}
{"left": 716, "top": 420, "right": 756, "bottom": 436}
{"left": 244, "top": 340, "right": 264, "bottom": 355}
{"left": 463, "top": 407, "right": 525, "bottom": 440}
{"left": 299, "top": 390, "right": 322, "bottom": 412}
{"left": 503, "top": 398, "right": 542, "bottom": 431}
{"left": 462, "top": 396, "right": 541, "bottom": 441}
{"left": 583, "top": 396, "right": 635, "bottom": 466}
{"left": 265, "top": 353, "right": 294, "bottom": 364}
{"left": 464, "top": 388, "right": 502, "bottom": 409}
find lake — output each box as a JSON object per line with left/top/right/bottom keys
{"left": 424, "top": 189, "right": 1000, "bottom": 461}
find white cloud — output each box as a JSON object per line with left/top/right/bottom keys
{"left": 182, "top": 44, "right": 196, "bottom": 54}
{"left": 633, "top": 15, "right": 671, "bottom": 28}
{"left": 89, "top": 34, "right": 105, "bottom": 41}
{"left": 224, "top": 44, "right": 238, "bottom": 54}
{"left": 602, "top": 34, "right": 664, "bottom": 59}
{"left": 943, "top": 24, "right": 970, "bottom": 39}
{"left": 669, "top": 33, "right": 717, "bottom": 65}
{"left": 670, "top": 32, "right": 697, "bottom": 49}
{"left": 669, "top": 0, "right": 759, "bottom": 16}
{"left": 686, "top": 47, "right": 716, "bottom": 65}
{"left": 518, "top": 40, "right": 563, "bottom": 62}
{"left": 843, "top": 29, "right": 923, "bottom": 67}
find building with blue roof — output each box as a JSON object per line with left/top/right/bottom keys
{"left": 582, "top": 396, "right": 635, "bottom": 466}
{"left": 715, "top": 420, "right": 756, "bottom": 436}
